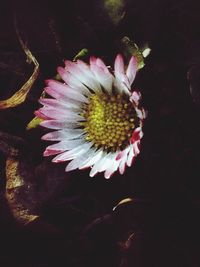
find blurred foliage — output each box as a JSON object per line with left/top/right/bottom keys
{"left": 104, "top": 0, "right": 126, "bottom": 25}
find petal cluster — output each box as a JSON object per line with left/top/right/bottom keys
{"left": 36, "top": 54, "right": 146, "bottom": 178}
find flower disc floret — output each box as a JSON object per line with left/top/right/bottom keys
{"left": 81, "top": 93, "right": 138, "bottom": 151}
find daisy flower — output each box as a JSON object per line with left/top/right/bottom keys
{"left": 35, "top": 54, "right": 146, "bottom": 178}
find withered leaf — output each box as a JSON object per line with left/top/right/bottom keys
{"left": 5, "top": 157, "right": 39, "bottom": 225}
{"left": 0, "top": 131, "right": 39, "bottom": 225}
{"left": 113, "top": 197, "right": 133, "bottom": 211}
{"left": 0, "top": 26, "right": 39, "bottom": 109}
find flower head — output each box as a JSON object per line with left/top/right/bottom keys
{"left": 35, "top": 54, "right": 146, "bottom": 178}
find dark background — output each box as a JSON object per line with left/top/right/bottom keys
{"left": 1, "top": 0, "right": 200, "bottom": 266}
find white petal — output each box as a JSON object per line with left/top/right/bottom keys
{"left": 118, "top": 148, "right": 129, "bottom": 174}
{"left": 114, "top": 54, "right": 125, "bottom": 77}
{"left": 53, "top": 142, "right": 93, "bottom": 163}
{"left": 89, "top": 152, "right": 113, "bottom": 177}
{"left": 90, "top": 63, "right": 113, "bottom": 93}
{"left": 42, "top": 129, "right": 84, "bottom": 141}
{"left": 96, "top": 58, "right": 109, "bottom": 70}
{"left": 65, "top": 60, "right": 102, "bottom": 92}
{"left": 47, "top": 80, "right": 88, "bottom": 103}
{"left": 44, "top": 86, "right": 69, "bottom": 102}
{"left": 114, "top": 54, "right": 132, "bottom": 95}
{"left": 79, "top": 148, "right": 103, "bottom": 169}
{"left": 114, "top": 78, "right": 131, "bottom": 95}
{"left": 119, "top": 156, "right": 127, "bottom": 175}
{"left": 65, "top": 144, "right": 94, "bottom": 171}
{"left": 45, "top": 84, "right": 89, "bottom": 104}
{"left": 130, "top": 91, "right": 141, "bottom": 106}
{"left": 39, "top": 98, "right": 80, "bottom": 110}
{"left": 59, "top": 85, "right": 89, "bottom": 103}
{"left": 44, "top": 139, "right": 84, "bottom": 157}
{"left": 126, "top": 145, "right": 135, "bottom": 167}
{"left": 135, "top": 107, "right": 146, "bottom": 120}
{"left": 76, "top": 147, "right": 97, "bottom": 169}
{"left": 40, "top": 120, "right": 78, "bottom": 130}
{"left": 104, "top": 152, "right": 120, "bottom": 179}
{"left": 57, "top": 67, "right": 89, "bottom": 93}
{"left": 46, "top": 79, "right": 88, "bottom": 98}
{"left": 38, "top": 107, "right": 84, "bottom": 121}
{"left": 126, "top": 56, "right": 137, "bottom": 85}
{"left": 133, "top": 141, "right": 140, "bottom": 154}
{"left": 65, "top": 157, "right": 83, "bottom": 171}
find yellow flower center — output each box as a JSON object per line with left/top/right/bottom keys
{"left": 80, "top": 93, "right": 137, "bottom": 151}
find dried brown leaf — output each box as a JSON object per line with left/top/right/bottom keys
{"left": 113, "top": 197, "right": 133, "bottom": 211}
{"left": 0, "top": 28, "right": 39, "bottom": 109}
{"left": 5, "top": 158, "right": 39, "bottom": 225}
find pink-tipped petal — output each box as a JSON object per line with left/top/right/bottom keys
{"left": 126, "top": 56, "right": 137, "bottom": 85}
{"left": 38, "top": 107, "right": 84, "bottom": 121}
{"left": 133, "top": 141, "right": 140, "bottom": 155}
{"left": 34, "top": 110, "right": 50, "bottom": 120}
{"left": 45, "top": 139, "right": 84, "bottom": 159}
{"left": 130, "top": 91, "right": 141, "bottom": 106}
{"left": 40, "top": 120, "right": 77, "bottom": 130}
{"left": 90, "top": 63, "right": 113, "bottom": 93}
{"left": 53, "top": 142, "right": 92, "bottom": 163}
{"left": 114, "top": 54, "right": 125, "bottom": 75}
{"left": 114, "top": 55, "right": 135, "bottom": 94}
{"left": 57, "top": 66, "right": 88, "bottom": 93}
{"left": 114, "top": 78, "right": 131, "bottom": 95}
{"left": 130, "top": 127, "right": 143, "bottom": 144}
{"left": 44, "top": 85, "right": 71, "bottom": 102}
{"left": 39, "top": 98, "right": 79, "bottom": 110}
{"left": 126, "top": 145, "right": 135, "bottom": 167}
{"left": 43, "top": 139, "right": 83, "bottom": 156}
{"left": 89, "top": 56, "right": 97, "bottom": 65}
{"left": 79, "top": 149, "right": 103, "bottom": 170}
{"left": 96, "top": 58, "right": 107, "bottom": 69}
{"left": 41, "top": 129, "right": 84, "bottom": 141}
{"left": 65, "top": 142, "right": 93, "bottom": 171}
{"left": 119, "top": 157, "right": 127, "bottom": 175}
{"left": 44, "top": 149, "right": 64, "bottom": 157}
{"left": 45, "top": 80, "right": 89, "bottom": 103}
{"left": 65, "top": 59, "right": 102, "bottom": 92}
{"left": 65, "top": 157, "right": 83, "bottom": 172}
{"left": 104, "top": 156, "right": 120, "bottom": 179}
{"left": 116, "top": 147, "right": 129, "bottom": 174}
{"left": 89, "top": 152, "right": 110, "bottom": 177}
